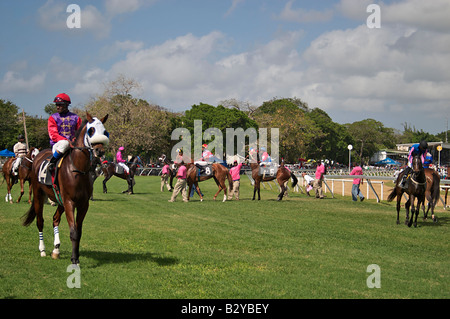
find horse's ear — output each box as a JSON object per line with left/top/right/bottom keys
{"left": 86, "top": 112, "right": 94, "bottom": 123}
{"left": 100, "top": 114, "right": 109, "bottom": 124}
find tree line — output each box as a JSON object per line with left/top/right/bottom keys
{"left": 1, "top": 76, "right": 448, "bottom": 165}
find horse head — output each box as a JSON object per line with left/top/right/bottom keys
{"left": 411, "top": 155, "right": 423, "bottom": 174}
{"left": 84, "top": 113, "right": 109, "bottom": 158}
{"left": 29, "top": 147, "right": 40, "bottom": 160}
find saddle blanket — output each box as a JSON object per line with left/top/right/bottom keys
{"left": 259, "top": 166, "right": 277, "bottom": 177}
{"left": 38, "top": 159, "right": 53, "bottom": 186}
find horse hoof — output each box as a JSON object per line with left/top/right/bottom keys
{"left": 40, "top": 251, "right": 46, "bottom": 257}
{"left": 51, "top": 252, "right": 60, "bottom": 259}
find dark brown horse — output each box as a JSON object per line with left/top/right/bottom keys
{"left": 22, "top": 113, "right": 109, "bottom": 265}
{"left": 102, "top": 156, "right": 142, "bottom": 194}
{"left": 387, "top": 155, "right": 426, "bottom": 227}
{"left": 248, "top": 155, "right": 298, "bottom": 201}
{"left": 186, "top": 162, "right": 233, "bottom": 202}
{"left": 2, "top": 147, "right": 39, "bottom": 203}
{"left": 422, "top": 168, "right": 440, "bottom": 223}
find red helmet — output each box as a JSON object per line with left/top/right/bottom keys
{"left": 54, "top": 93, "right": 71, "bottom": 104}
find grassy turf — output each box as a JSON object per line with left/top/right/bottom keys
{"left": 0, "top": 176, "right": 448, "bottom": 299}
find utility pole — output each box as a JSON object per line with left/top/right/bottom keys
{"left": 22, "top": 109, "right": 29, "bottom": 150}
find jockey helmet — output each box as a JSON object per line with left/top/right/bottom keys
{"left": 54, "top": 93, "right": 71, "bottom": 105}
{"left": 202, "top": 144, "right": 208, "bottom": 148}
{"left": 419, "top": 140, "right": 428, "bottom": 150}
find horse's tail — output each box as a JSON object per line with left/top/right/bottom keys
{"left": 22, "top": 203, "right": 36, "bottom": 227}
{"left": 290, "top": 171, "right": 298, "bottom": 188}
{"left": 227, "top": 170, "right": 233, "bottom": 193}
{"left": 387, "top": 188, "right": 397, "bottom": 202}
{"left": 431, "top": 173, "right": 441, "bottom": 205}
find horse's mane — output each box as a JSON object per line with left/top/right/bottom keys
{"left": 73, "top": 119, "right": 88, "bottom": 142}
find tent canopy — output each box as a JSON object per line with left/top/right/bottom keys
{"left": 375, "top": 157, "right": 400, "bottom": 165}
{"left": 0, "top": 149, "right": 15, "bottom": 157}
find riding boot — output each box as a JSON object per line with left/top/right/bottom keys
{"left": 48, "top": 152, "right": 61, "bottom": 172}
{"left": 400, "top": 167, "right": 411, "bottom": 189}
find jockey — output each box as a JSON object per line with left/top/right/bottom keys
{"left": 259, "top": 147, "right": 272, "bottom": 167}
{"left": 423, "top": 151, "right": 433, "bottom": 169}
{"left": 400, "top": 140, "right": 428, "bottom": 188}
{"left": 12, "top": 134, "right": 28, "bottom": 175}
{"left": 201, "top": 144, "right": 213, "bottom": 162}
{"left": 48, "top": 93, "right": 82, "bottom": 170}
{"left": 116, "top": 146, "right": 130, "bottom": 174}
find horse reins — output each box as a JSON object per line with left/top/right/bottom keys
{"left": 70, "top": 146, "right": 93, "bottom": 175}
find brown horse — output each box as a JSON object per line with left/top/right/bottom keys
{"left": 102, "top": 156, "right": 142, "bottom": 194}
{"left": 248, "top": 155, "right": 298, "bottom": 201}
{"left": 2, "top": 147, "right": 39, "bottom": 203}
{"left": 387, "top": 155, "right": 426, "bottom": 227}
{"left": 22, "top": 113, "right": 109, "bottom": 265}
{"left": 422, "top": 168, "right": 440, "bottom": 223}
{"left": 186, "top": 162, "right": 233, "bottom": 202}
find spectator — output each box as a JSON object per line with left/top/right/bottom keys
{"left": 228, "top": 160, "right": 243, "bottom": 200}
{"left": 313, "top": 160, "right": 326, "bottom": 199}
{"left": 161, "top": 163, "right": 172, "bottom": 192}
{"left": 301, "top": 172, "right": 314, "bottom": 196}
{"left": 169, "top": 163, "right": 188, "bottom": 202}
{"left": 350, "top": 163, "right": 365, "bottom": 202}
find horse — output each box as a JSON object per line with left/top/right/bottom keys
{"left": 2, "top": 147, "right": 39, "bottom": 204}
{"left": 186, "top": 162, "right": 233, "bottom": 202}
{"left": 248, "top": 154, "right": 298, "bottom": 201}
{"left": 387, "top": 155, "right": 426, "bottom": 227}
{"left": 22, "top": 113, "right": 109, "bottom": 265}
{"left": 422, "top": 168, "right": 440, "bottom": 223}
{"left": 102, "top": 156, "right": 142, "bottom": 194}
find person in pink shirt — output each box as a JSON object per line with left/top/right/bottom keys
{"left": 313, "top": 160, "right": 326, "bottom": 199}
{"left": 169, "top": 163, "right": 188, "bottom": 202}
{"left": 161, "top": 163, "right": 172, "bottom": 192}
{"left": 116, "top": 146, "right": 129, "bottom": 175}
{"left": 350, "top": 163, "right": 365, "bottom": 202}
{"left": 228, "top": 160, "right": 243, "bottom": 200}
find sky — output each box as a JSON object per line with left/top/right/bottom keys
{"left": 0, "top": 0, "right": 449, "bottom": 135}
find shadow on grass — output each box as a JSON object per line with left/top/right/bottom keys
{"left": 83, "top": 250, "right": 179, "bottom": 268}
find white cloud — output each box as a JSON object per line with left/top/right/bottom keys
{"left": 0, "top": 71, "right": 46, "bottom": 93}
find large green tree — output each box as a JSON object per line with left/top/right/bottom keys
{"left": 346, "top": 119, "right": 396, "bottom": 164}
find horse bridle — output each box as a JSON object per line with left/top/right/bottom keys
{"left": 69, "top": 146, "right": 95, "bottom": 175}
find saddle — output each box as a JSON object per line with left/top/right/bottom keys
{"left": 115, "top": 164, "right": 125, "bottom": 175}
{"left": 195, "top": 163, "right": 213, "bottom": 177}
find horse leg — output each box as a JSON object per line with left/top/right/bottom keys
{"left": 16, "top": 178, "right": 25, "bottom": 203}
{"left": 102, "top": 175, "right": 110, "bottom": 193}
{"left": 413, "top": 197, "right": 423, "bottom": 228}
{"left": 64, "top": 200, "right": 80, "bottom": 265}
{"left": 408, "top": 196, "right": 415, "bottom": 227}
{"left": 277, "top": 180, "right": 286, "bottom": 201}
{"left": 5, "top": 175, "right": 13, "bottom": 203}
{"left": 35, "top": 190, "right": 46, "bottom": 257}
{"left": 27, "top": 180, "right": 32, "bottom": 204}
{"left": 219, "top": 178, "right": 227, "bottom": 202}
{"left": 405, "top": 198, "right": 411, "bottom": 226}
{"left": 195, "top": 183, "right": 203, "bottom": 202}
{"left": 51, "top": 205, "right": 65, "bottom": 259}
{"left": 396, "top": 194, "right": 401, "bottom": 225}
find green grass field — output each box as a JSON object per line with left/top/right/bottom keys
{"left": 0, "top": 176, "right": 448, "bottom": 299}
